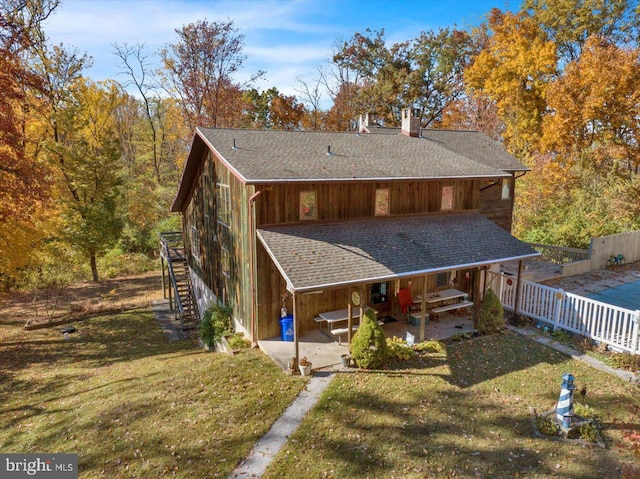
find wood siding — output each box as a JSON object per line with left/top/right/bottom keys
{"left": 478, "top": 176, "right": 515, "bottom": 232}
{"left": 253, "top": 179, "right": 491, "bottom": 338}
{"left": 254, "top": 179, "right": 481, "bottom": 227}
{"left": 182, "top": 153, "right": 513, "bottom": 340}
{"left": 182, "top": 152, "right": 253, "bottom": 333}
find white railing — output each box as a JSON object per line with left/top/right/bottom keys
{"left": 487, "top": 271, "right": 640, "bottom": 355}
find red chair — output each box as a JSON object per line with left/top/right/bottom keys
{"left": 398, "top": 288, "right": 420, "bottom": 322}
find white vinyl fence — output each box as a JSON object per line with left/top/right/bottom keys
{"left": 487, "top": 271, "right": 640, "bottom": 355}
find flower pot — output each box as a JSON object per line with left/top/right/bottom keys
{"left": 299, "top": 364, "right": 312, "bottom": 376}
{"left": 341, "top": 354, "right": 351, "bottom": 368}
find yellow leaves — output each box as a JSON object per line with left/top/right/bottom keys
{"left": 542, "top": 36, "right": 640, "bottom": 170}
{"left": 466, "top": 10, "right": 557, "bottom": 154}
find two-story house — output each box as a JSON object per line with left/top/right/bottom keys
{"left": 170, "top": 109, "right": 538, "bottom": 363}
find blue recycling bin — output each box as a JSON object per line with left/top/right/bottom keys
{"left": 279, "top": 314, "right": 294, "bottom": 341}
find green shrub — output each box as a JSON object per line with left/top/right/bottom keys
{"left": 200, "top": 302, "right": 233, "bottom": 349}
{"left": 579, "top": 421, "right": 598, "bottom": 442}
{"left": 386, "top": 336, "right": 415, "bottom": 361}
{"left": 227, "top": 334, "right": 251, "bottom": 350}
{"left": 607, "top": 352, "right": 640, "bottom": 372}
{"left": 97, "top": 247, "right": 157, "bottom": 278}
{"left": 535, "top": 415, "right": 561, "bottom": 437}
{"left": 477, "top": 288, "right": 504, "bottom": 335}
{"left": 414, "top": 339, "right": 445, "bottom": 353}
{"left": 551, "top": 329, "right": 574, "bottom": 345}
{"left": 350, "top": 309, "right": 389, "bottom": 369}
{"left": 447, "top": 332, "right": 473, "bottom": 342}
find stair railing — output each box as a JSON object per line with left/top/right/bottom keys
{"left": 161, "top": 236, "right": 186, "bottom": 323}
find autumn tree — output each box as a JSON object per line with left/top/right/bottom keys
{"left": 524, "top": 0, "right": 640, "bottom": 62}
{"left": 465, "top": 9, "right": 557, "bottom": 158}
{"left": 52, "top": 80, "right": 125, "bottom": 281}
{"left": 243, "top": 87, "right": 305, "bottom": 130}
{"left": 332, "top": 27, "right": 474, "bottom": 127}
{"left": 0, "top": 0, "right": 57, "bottom": 278}
{"left": 159, "top": 19, "right": 263, "bottom": 130}
{"left": 521, "top": 36, "right": 640, "bottom": 245}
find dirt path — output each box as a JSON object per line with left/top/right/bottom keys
{"left": 0, "top": 271, "right": 164, "bottom": 329}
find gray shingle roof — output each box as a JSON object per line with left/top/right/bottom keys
{"left": 257, "top": 212, "right": 539, "bottom": 292}
{"left": 419, "top": 129, "right": 528, "bottom": 172}
{"left": 197, "top": 127, "right": 517, "bottom": 183}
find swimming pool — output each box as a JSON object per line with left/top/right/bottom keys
{"left": 587, "top": 279, "right": 640, "bottom": 310}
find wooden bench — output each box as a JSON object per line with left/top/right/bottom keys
{"left": 431, "top": 300, "right": 474, "bottom": 315}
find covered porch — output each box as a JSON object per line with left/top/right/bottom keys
{"left": 259, "top": 308, "right": 475, "bottom": 371}
{"left": 256, "top": 211, "right": 539, "bottom": 371}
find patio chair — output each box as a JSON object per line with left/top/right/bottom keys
{"left": 398, "top": 288, "right": 420, "bottom": 322}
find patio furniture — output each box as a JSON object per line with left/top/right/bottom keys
{"left": 314, "top": 307, "right": 380, "bottom": 343}
{"left": 608, "top": 254, "right": 625, "bottom": 266}
{"left": 418, "top": 288, "right": 473, "bottom": 318}
{"left": 398, "top": 288, "right": 421, "bottom": 322}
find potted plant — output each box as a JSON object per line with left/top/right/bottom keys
{"left": 341, "top": 353, "right": 351, "bottom": 367}
{"left": 299, "top": 356, "right": 312, "bottom": 376}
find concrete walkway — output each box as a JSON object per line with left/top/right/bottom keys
{"left": 228, "top": 372, "right": 334, "bottom": 478}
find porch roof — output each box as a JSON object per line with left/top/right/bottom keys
{"left": 257, "top": 212, "right": 540, "bottom": 293}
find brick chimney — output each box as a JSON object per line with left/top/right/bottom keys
{"left": 401, "top": 107, "right": 420, "bottom": 137}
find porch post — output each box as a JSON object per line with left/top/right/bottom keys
{"left": 419, "top": 275, "right": 428, "bottom": 341}
{"left": 472, "top": 267, "right": 482, "bottom": 328}
{"left": 482, "top": 266, "right": 488, "bottom": 296}
{"left": 359, "top": 297, "right": 364, "bottom": 339}
{"left": 347, "top": 301, "right": 353, "bottom": 344}
{"left": 293, "top": 292, "right": 299, "bottom": 368}
{"left": 513, "top": 260, "right": 524, "bottom": 320}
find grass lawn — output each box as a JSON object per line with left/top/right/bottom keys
{"left": 264, "top": 332, "right": 640, "bottom": 479}
{"left": 0, "top": 309, "right": 306, "bottom": 478}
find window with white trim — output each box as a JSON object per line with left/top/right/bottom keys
{"left": 217, "top": 184, "right": 231, "bottom": 226}
{"left": 190, "top": 225, "right": 201, "bottom": 264}
{"left": 501, "top": 178, "right": 512, "bottom": 200}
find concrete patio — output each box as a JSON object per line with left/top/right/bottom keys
{"left": 258, "top": 311, "right": 475, "bottom": 372}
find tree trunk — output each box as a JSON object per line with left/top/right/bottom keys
{"left": 89, "top": 250, "right": 99, "bottom": 282}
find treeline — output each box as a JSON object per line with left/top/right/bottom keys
{"left": 2, "top": 0, "right": 640, "bottom": 289}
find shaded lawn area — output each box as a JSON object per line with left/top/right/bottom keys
{"left": 265, "top": 333, "right": 640, "bottom": 479}
{"left": 0, "top": 309, "right": 306, "bottom": 478}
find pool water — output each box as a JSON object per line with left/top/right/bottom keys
{"left": 587, "top": 279, "right": 640, "bottom": 310}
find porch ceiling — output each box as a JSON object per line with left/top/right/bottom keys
{"left": 257, "top": 212, "right": 540, "bottom": 293}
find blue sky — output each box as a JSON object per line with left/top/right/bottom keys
{"left": 45, "top": 0, "right": 519, "bottom": 104}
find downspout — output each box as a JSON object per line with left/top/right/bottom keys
{"left": 248, "top": 186, "right": 270, "bottom": 346}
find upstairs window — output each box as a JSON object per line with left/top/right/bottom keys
{"left": 441, "top": 186, "right": 454, "bottom": 211}
{"left": 375, "top": 188, "right": 389, "bottom": 216}
{"left": 501, "top": 178, "right": 512, "bottom": 200}
{"left": 299, "top": 191, "right": 316, "bottom": 220}
{"left": 190, "top": 225, "right": 201, "bottom": 264}
{"left": 217, "top": 184, "right": 231, "bottom": 226}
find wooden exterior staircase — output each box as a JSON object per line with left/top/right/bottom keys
{"left": 159, "top": 231, "right": 200, "bottom": 331}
